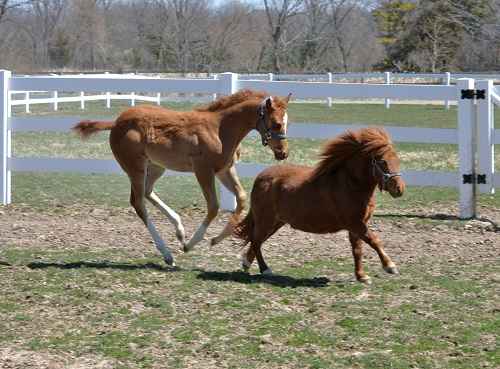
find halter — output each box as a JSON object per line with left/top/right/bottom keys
{"left": 372, "top": 157, "right": 401, "bottom": 190}
{"left": 257, "top": 97, "right": 287, "bottom": 146}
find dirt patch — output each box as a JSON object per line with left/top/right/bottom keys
{"left": 1, "top": 203, "right": 498, "bottom": 270}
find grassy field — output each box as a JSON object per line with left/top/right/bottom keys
{"left": 2, "top": 100, "right": 499, "bottom": 369}
{"left": 1, "top": 245, "right": 498, "bottom": 369}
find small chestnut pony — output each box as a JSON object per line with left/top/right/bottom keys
{"left": 73, "top": 90, "right": 291, "bottom": 266}
{"left": 234, "top": 127, "right": 405, "bottom": 284}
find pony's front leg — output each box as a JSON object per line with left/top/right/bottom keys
{"left": 184, "top": 164, "right": 219, "bottom": 252}
{"left": 348, "top": 232, "right": 371, "bottom": 284}
{"left": 354, "top": 225, "right": 399, "bottom": 275}
{"left": 211, "top": 166, "right": 247, "bottom": 246}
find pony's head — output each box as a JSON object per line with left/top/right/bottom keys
{"left": 313, "top": 127, "right": 405, "bottom": 197}
{"left": 257, "top": 94, "right": 292, "bottom": 161}
{"left": 371, "top": 148, "right": 405, "bottom": 198}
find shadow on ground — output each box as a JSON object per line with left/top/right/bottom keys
{"left": 375, "top": 213, "right": 500, "bottom": 231}
{"left": 26, "top": 260, "right": 180, "bottom": 272}
{"left": 196, "top": 270, "right": 330, "bottom": 288}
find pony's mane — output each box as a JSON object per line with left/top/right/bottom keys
{"left": 312, "top": 127, "right": 394, "bottom": 179}
{"left": 196, "top": 89, "right": 285, "bottom": 112}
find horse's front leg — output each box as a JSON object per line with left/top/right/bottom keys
{"left": 211, "top": 165, "right": 247, "bottom": 246}
{"left": 184, "top": 163, "right": 218, "bottom": 252}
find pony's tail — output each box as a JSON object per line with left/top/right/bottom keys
{"left": 233, "top": 209, "right": 254, "bottom": 245}
{"left": 73, "top": 120, "right": 115, "bottom": 139}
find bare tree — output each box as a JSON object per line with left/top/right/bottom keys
{"left": 263, "top": 0, "right": 303, "bottom": 72}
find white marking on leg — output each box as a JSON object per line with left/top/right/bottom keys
{"left": 146, "top": 218, "right": 174, "bottom": 266}
{"left": 283, "top": 112, "right": 288, "bottom": 133}
{"left": 148, "top": 192, "right": 185, "bottom": 243}
{"left": 185, "top": 222, "right": 208, "bottom": 251}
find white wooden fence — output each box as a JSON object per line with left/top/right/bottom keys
{"left": 11, "top": 71, "right": 500, "bottom": 112}
{"left": 1, "top": 70, "right": 498, "bottom": 219}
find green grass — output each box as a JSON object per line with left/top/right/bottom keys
{"left": 1, "top": 249, "right": 498, "bottom": 369}
{"left": 11, "top": 171, "right": 500, "bottom": 212}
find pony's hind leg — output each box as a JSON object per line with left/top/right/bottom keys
{"left": 129, "top": 170, "right": 174, "bottom": 266}
{"left": 241, "top": 246, "right": 255, "bottom": 272}
{"left": 252, "top": 241, "right": 272, "bottom": 275}
{"left": 211, "top": 166, "right": 247, "bottom": 246}
{"left": 145, "top": 164, "right": 186, "bottom": 245}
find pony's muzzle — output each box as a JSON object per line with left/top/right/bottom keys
{"left": 388, "top": 178, "right": 405, "bottom": 198}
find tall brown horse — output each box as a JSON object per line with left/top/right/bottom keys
{"left": 234, "top": 127, "right": 405, "bottom": 284}
{"left": 73, "top": 90, "right": 291, "bottom": 266}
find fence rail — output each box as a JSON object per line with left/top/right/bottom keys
{"left": 1, "top": 71, "right": 498, "bottom": 219}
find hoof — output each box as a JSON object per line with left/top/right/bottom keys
{"left": 261, "top": 268, "right": 273, "bottom": 276}
{"left": 164, "top": 255, "right": 175, "bottom": 267}
{"left": 358, "top": 276, "right": 372, "bottom": 285}
{"left": 182, "top": 243, "right": 192, "bottom": 253}
{"left": 210, "top": 237, "right": 220, "bottom": 246}
{"left": 384, "top": 265, "right": 399, "bottom": 275}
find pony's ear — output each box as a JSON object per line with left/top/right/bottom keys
{"left": 265, "top": 96, "right": 274, "bottom": 111}
{"left": 285, "top": 93, "right": 292, "bottom": 103}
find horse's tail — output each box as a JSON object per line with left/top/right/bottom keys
{"left": 233, "top": 209, "right": 254, "bottom": 245}
{"left": 73, "top": 120, "right": 115, "bottom": 139}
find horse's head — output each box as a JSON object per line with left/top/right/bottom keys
{"left": 372, "top": 149, "right": 405, "bottom": 198}
{"left": 257, "top": 94, "right": 292, "bottom": 161}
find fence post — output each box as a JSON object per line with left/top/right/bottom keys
{"left": 80, "top": 92, "right": 85, "bottom": 110}
{"left": 476, "top": 79, "right": 494, "bottom": 195}
{"left": 457, "top": 78, "right": 476, "bottom": 219}
{"left": 212, "top": 74, "right": 218, "bottom": 101}
{"left": 53, "top": 91, "right": 58, "bottom": 111}
{"left": 131, "top": 92, "right": 136, "bottom": 106}
{"left": 327, "top": 72, "right": 333, "bottom": 108}
{"left": 25, "top": 91, "right": 30, "bottom": 113}
{"left": 384, "top": 72, "right": 391, "bottom": 109}
{"left": 444, "top": 72, "right": 451, "bottom": 110}
{"left": 268, "top": 73, "right": 274, "bottom": 82}
{"left": 218, "top": 72, "right": 239, "bottom": 211}
{"left": 1, "top": 70, "right": 11, "bottom": 205}
{"left": 156, "top": 92, "right": 161, "bottom": 106}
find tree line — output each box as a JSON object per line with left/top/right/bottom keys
{"left": 0, "top": 0, "right": 499, "bottom": 74}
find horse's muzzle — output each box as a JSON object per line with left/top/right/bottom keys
{"left": 274, "top": 150, "right": 288, "bottom": 161}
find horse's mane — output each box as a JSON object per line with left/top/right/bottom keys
{"left": 311, "top": 127, "right": 394, "bottom": 179}
{"left": 196, "top": 89, "right": 280, "bottom": 112}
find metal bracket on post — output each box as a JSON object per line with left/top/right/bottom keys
{"left": 462, "top": 174, "right": 487, "bottom": 184}
{"left": 0, "top": 70, "right": 12, "bottom": 205}
{"left": 461, "top": 89, "right": 486, "bottom": 100}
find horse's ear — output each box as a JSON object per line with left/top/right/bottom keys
{"left": 266, "top": 96, "right": 274, "bottom": 111}
{"left": 286, "top": 93, "right": 292, "bottom": 103}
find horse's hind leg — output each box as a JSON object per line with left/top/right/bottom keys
{"left": 145, "top": 164, "right": 186, "bottom": 245}
{"left": 129, "top": 169, "right": 174, "bottom": 266}
{"left": 211, "top": 165, "right": 247, "bottom": 246}
{"left": 184, "top": 162, "right": 219, "bottom": 252}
